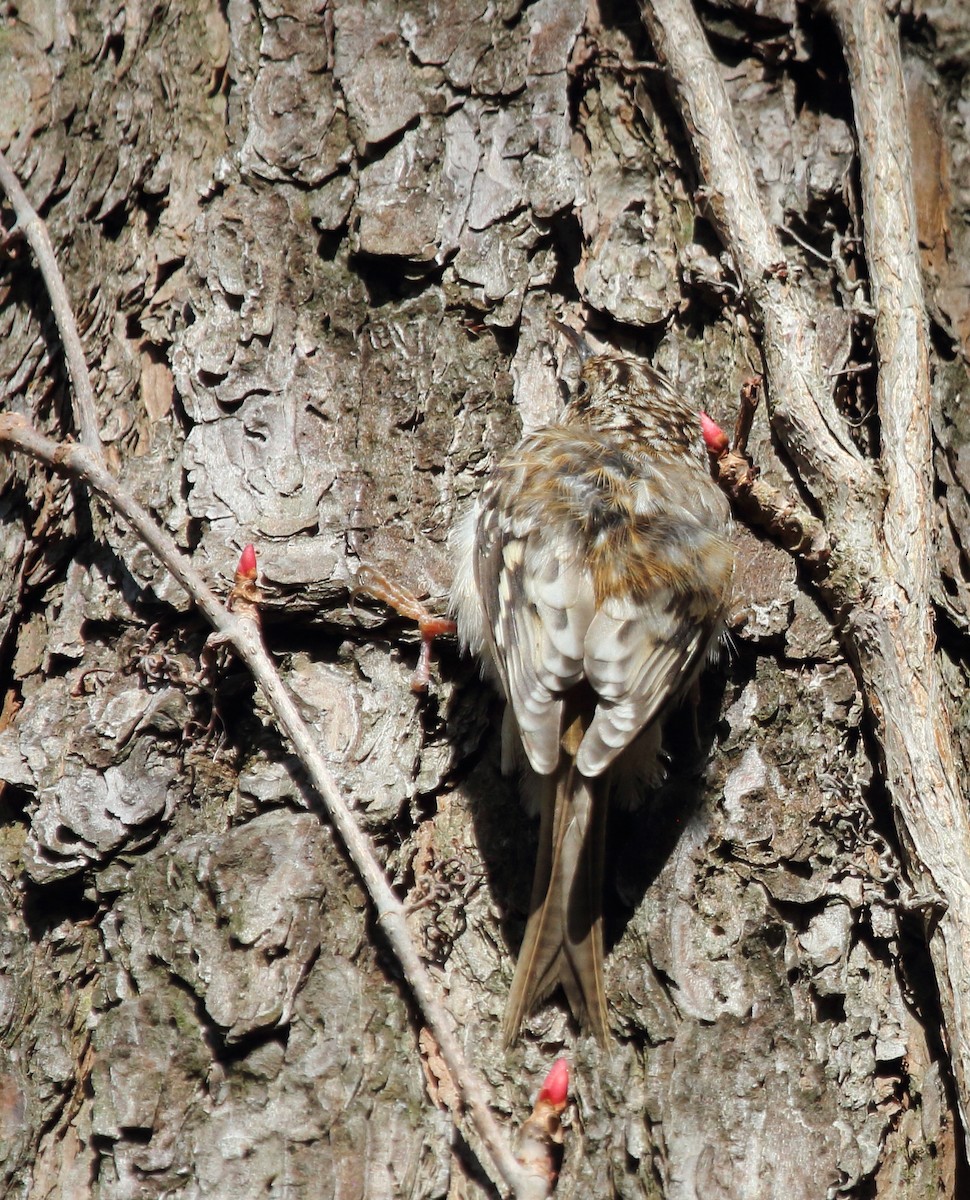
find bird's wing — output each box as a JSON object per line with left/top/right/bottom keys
{"left": 577, "top": 588, "right": 712, "bottom": 776}
{"left": 478, "top": 504, "right": 597, "bottom": 775}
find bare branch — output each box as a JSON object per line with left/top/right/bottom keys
{"left": 637, "top": 0, "right": 873, "bottom": 517}
{"left": 819, "top": 1, "right": 933, "bottom": 614}
{"left": 821, "top": 0, "right": 970, "bottom": 1141}
{"left": 0, "top": 150, "right": 102, "bottom": 454}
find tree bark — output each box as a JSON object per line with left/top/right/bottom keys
{"left": 1, "top": 1, "right": 969, "bottom": 1197}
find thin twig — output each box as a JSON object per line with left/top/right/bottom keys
{"left": 0, "top": 154, "right": 529, "bottom": 1196}
{"left": 0, "top": 152, "right": 102, "bottom": 453}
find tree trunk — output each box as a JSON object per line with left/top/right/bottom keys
{"left": 0, "top": 1, "right": 968, "bottom": 1196}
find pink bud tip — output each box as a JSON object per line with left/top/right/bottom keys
{"left": 699, "top": 411, "right": 729, "bottom": 455}
{"left": 238, "top": 544, "right": 257, "bottom": 578}
{"left": 537, "top": 1059, "right": 569, "bottom": 1107}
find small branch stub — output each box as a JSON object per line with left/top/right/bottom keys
{"left": 704, "top": 388, "right": 834, "bottom": 579}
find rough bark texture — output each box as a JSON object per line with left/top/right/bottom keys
{"left": 1, "top": 1, "right": 969, "bottom": 1197}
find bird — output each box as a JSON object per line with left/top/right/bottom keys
{"left": 450, "top": 338, "right": 734, "bottom": 1045}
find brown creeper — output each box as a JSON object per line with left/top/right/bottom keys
{"left": 451, "top": 345, "right": 734, "bottom": 1045}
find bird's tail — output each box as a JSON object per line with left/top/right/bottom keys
{"left": 503, "top": 716, "right": 610, "bottom": 1046}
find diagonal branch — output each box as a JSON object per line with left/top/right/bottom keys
{"left": 0, "top": 150, "right": 530, "bottom": 1198}
{"left": 638, "top": 0, "right": 872, "bottom": 519}
{"left": 640, "top": 0, "right": 970, "bottom": 1139}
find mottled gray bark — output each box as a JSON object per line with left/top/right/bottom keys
{"left": 1, "top": 0, "right": 968, "bottom": 1196}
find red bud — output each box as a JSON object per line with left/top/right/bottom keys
{"left": 238, "top": 544, "right": 257, "bottom": 580}
{"left": 537, "top": 1059, "right": 569, "bottom": 1108}
{"left": 699, "top": 411, "right": 730, "bottom": 456}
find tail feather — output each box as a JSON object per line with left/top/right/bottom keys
{"left": 503, "top": 759, "right": 610, "bottom": 1046}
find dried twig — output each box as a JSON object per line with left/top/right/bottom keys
{"left": 0, "top": 148, "right": 529, "bottom": 1198}
{"left": 640, "top": 0, "right": 970, "bottom": 1136}
{"left": 0, "top": 153, "right": 101, "bottom": 454}
{"left": 703, "top": 397, "right": 834, "bottom": 580}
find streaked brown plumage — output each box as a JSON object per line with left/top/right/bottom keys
{"left": 451, "top": 347, "right": 734, "bottom": 1045}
